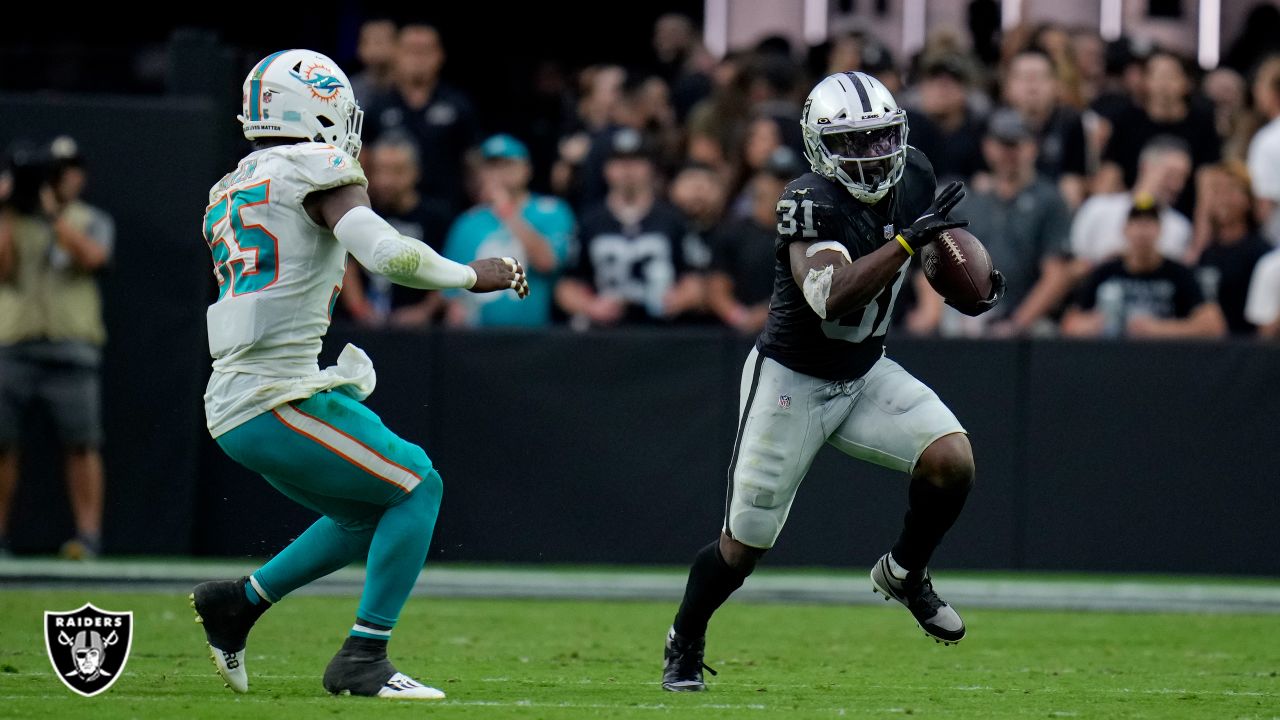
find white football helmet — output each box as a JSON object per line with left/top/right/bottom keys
{"left": 238, "top": 49, "right": 364, "bottom": 157}
{"left": 801, "top": 72, "right": 908, "bottom": 203}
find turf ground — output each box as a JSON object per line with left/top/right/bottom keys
{"left": 1, "top": 586, "right": 1277, "bottom": 719}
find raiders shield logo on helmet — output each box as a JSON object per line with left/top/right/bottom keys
{"left": 44, "top": 603, "right": 133, "bottom": 697}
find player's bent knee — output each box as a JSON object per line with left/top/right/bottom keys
{"left": 414, "top": 469, "right": 443, "bottom": 504}
{"left": 916, "top": 433, "right": 974, "bottom": 490}
{"left": 726, "top": 508, "right": 782, "bottom": 556}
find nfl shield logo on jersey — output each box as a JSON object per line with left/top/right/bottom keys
{"left": 44, "top": 603, "right": 133, "bottom": 697}
{"left": 778, "top": 395, "right": 791, "bottom": 409}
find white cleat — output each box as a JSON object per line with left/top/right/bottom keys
{"left": 375, "top": 672, "right": 446, "bottom": 700}
{"left": 209, "top": 646, "right": 249, "bottom": 694}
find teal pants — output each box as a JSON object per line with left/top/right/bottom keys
{"left": 217, "top": 390, "right": 442, "bottom": 628}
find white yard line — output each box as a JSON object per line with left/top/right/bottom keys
{"left": 2, "top": 559, "right": 1278, "bottom": 614}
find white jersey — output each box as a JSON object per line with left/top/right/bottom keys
{"left": 201, "top": 143, "right": 373, "bottom": 437}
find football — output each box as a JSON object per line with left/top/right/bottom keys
{"left": 919, "top": 227, "right": 994, "bottom": 307}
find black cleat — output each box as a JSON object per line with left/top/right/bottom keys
{"left": 662, "top": 627, "right": 717, "bottom": 692}
{"left": 190, "top": 576, "right": 269, "bottom": 693}
{"left": 871, "top": 553, "right": 966, "bottom": 645}
{"left": 323, "top": 636, "right": 444, "bottom": 700}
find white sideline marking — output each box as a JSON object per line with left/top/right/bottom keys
{"left": 157, "top": 673, "right": 1275, "bottom": 697}
{"left": 3, "top": 558, "right": 1280, "bottom": 614}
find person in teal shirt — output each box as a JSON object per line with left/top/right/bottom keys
{"left": 444, "top": 135, "right": 574, "bottom": 326}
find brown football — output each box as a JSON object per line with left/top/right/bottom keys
{"left": 919, "top": 228, "right": 993, "bottom": 307}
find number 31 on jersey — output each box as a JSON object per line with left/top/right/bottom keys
{"left": 777, "top": 199, "right": 818, "bottom": 238}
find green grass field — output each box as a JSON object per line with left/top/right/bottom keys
{"left": 1, "top": 589, "right": 1277, "bottom": 719}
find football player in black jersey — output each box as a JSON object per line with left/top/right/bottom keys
{"left": 662, "top": 71, "right": 1004, "bottom": 692}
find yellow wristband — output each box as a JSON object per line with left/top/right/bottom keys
{"left": 895, "top": 233, "right": 915, "bottom": 256}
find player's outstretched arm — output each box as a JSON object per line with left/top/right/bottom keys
{"left": 307, "top": 185, "right": 528, "bottom": 297}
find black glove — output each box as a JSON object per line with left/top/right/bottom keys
{"left": 899, "top": 181, "right": 969, "bottom": 251}
{"left": 946, "top": 269, "right": 1006, "bottom": 317}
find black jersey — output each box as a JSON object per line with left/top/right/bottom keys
{"left": 567, "top": 200, "right": 691, "bottom": 324}
{"left": 756, "top": 147, "right": 936, "bottom": 380}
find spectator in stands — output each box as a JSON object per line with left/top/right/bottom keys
{"left": 339, "top": 133, "right": 451, "bottom": 328}
{"left": 561, "top": 73, "right": 679, "bottom": 213}
{"left": 706, "top": 147, "right": 804, "bottom": 334}
{"left": 1071, "top": 136, "right": 1193, "bottom": 266}
{"left": 1193, "top": 162, "right": 1271, "bottom": 335}
{"left": 667, "top": 163, "right": 725, "bottom": 273}
{"left": 1098, "top": 50, "right": 1219, "bottom": 216}
{"left": 1030, "top": 24, "right": 1086, "bottom": 110}
{"left": 632, "top": 76, "right": 685, "bottom": 175}
{"left": 1070, "top": 29, "right": 1106, "bottom": 108}
{"left": 1089, "top": 37, "right": 1148, "bottom": 130}
{"left": 728, "top": 113, "right": 799, "bottom": 217}
{"left": 685, "top": 53, "right": 752, "bottom": 174}
{"left": 1003, "top": 48, "right": 1088, "bottom": 207}
{"left": 443, "top": 135, "right": 574, "bottom": 328}
{"left": 859, "top": 38, "right": 902, "bottom": 95}
{"left": 1062, "top": 196, "right": 1226, "bottom": 339}
{"left": 943, "top": 110, "right": 1074, "bottom": 337}
{"left": 650, "top": 13, "right": 713, "bottom": 120}
{"left": 1202, "top": 67, "right": 1249, "bottom": 155}
{"left": 362, "top": 24, "right": 477, "bottom": 213}
{"left": 822, "top": 31, "right": 865, "bottom": 75}
{"left": 1246, "top": 55, "right": 1280, "bottom": 243}
{"left": 556, "top": 128, "right": 703, "bottom": 326}
{"left": 552, "top": 65, "right": 626, "bottom": 207}
{"left": 747, "top": 51, "right": 801, "bottom": 114}
{"left": 349, "top": 18, "right": 398, "bottom": 103}
{"left": 1223, "top": 3, "right": 1280, "bottom": 76}
{"left": 907, "top": 53, "right": 987, "bottom": 185}
{"left": 1244, "top": 244, "right": 1280, "bottom": 337}
{"left": 0, "top": 138, "right": 112, "bottom": 558}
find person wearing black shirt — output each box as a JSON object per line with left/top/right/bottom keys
{"left": 338, "top": 135, "right": 451, "bottom": 327}
{"left": 706, "top": 149, "right": 804, "bottom": 333}
{"left": 1063, "top": 196, "right": 1225, "bottom": 338}
{"left": 555, "top": 128, "right": 703, "bottom": 326}
{"left": 1099, "top": 51, "right": 1220, "bottom": 217}
{"left": 661, "top": 72, "right": 1004, "bottom": 694}
{"left": 1003, "top": 49, "right": 1088, "bottom": 207}
{"left": 1194, "top": 162, "right": 1272, "bottom": 335}
{"left": 361, "top": 25, "right": 478, "bottom": 214}
{"left": 905, "top": 54, "right": 986, "bottom": 185}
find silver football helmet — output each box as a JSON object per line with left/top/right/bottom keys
{"left": 801, "top": 72, "right": 908, "bottom": 203}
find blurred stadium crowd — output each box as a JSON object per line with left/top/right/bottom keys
{"left": 8, "top": 5, "right": 1280, "bottom": 342}
{"left": 334, "top": 7, "right": 1280, "bottom": 339}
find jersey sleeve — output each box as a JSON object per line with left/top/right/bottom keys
{"left": 774, "top": 177, "right": 841, "bottom": 245}
{"left": 284, "top": 144, "right": 368, "bottom": 203}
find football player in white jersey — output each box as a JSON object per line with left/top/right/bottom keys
{"left": 190, "top": 49, "right": 527, "bottom": 701}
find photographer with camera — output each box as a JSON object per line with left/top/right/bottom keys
{"left": 0, "top": 136, "right": 113, "bottom": 559}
